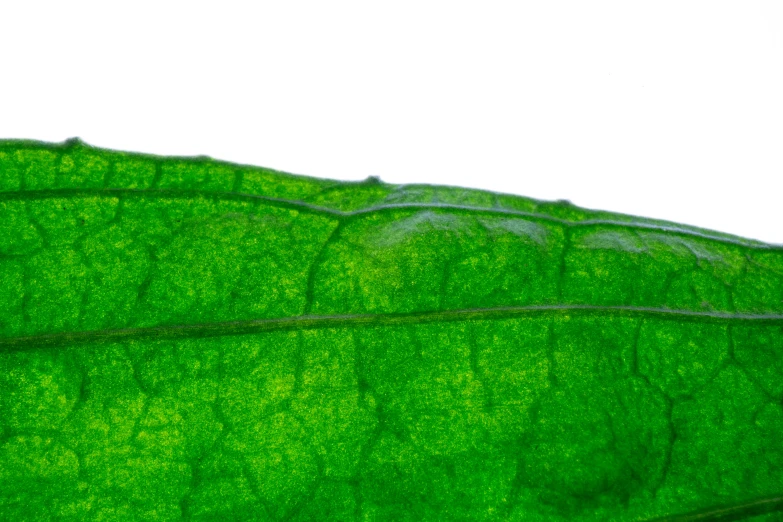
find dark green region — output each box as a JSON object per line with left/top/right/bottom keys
{"left": 0, "top": 139, "right": 782, "bottom": 521}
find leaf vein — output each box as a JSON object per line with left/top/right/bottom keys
{"left": 3, "top": 305, "right": 783, "bottom": 352}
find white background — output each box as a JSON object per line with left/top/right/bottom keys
{"left": 1, "top": 1, "right": 781, "bottom": 243}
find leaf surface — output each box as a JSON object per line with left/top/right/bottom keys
{"left": 1, "top": 139, "right": 782, "bottom": 521}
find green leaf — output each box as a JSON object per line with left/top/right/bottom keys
{"left": 1, "top": 138, "right": 782, "bottom": 521}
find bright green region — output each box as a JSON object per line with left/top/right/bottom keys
{"left": 0, "top": 139, "right": 782, "bottom": 521}
{"left": 1, "top": 320, "right": 782, "bottom": 521}
{"left": 310, "top": 211, "right": 564, "bottom": 314}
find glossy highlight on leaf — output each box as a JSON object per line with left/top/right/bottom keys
{"left": 0, "top": 138, "right": 782, "bottom": 521}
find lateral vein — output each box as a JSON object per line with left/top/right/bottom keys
{"left": 642, "top": 493, "right": 783, "bottom": 522}
{"left": 1, "top": 188, "right": 779, "bottom": 250}
{"left": 2, "top": 305, "right": 783, "bottom": 352}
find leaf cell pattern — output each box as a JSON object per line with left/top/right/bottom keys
{"left": 1, "top": 139, "right": 782, "bottom": 521}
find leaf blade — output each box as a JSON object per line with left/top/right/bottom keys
{"left": 1, "top": 139, "right": 782, "bottom": 521}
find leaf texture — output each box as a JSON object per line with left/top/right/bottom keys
{"left": 0, "top": 138, "right": 782, "bottom": 521}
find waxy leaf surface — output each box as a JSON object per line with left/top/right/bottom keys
{"left": 1, "top": 139, "right": 782, "bottom": 521}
